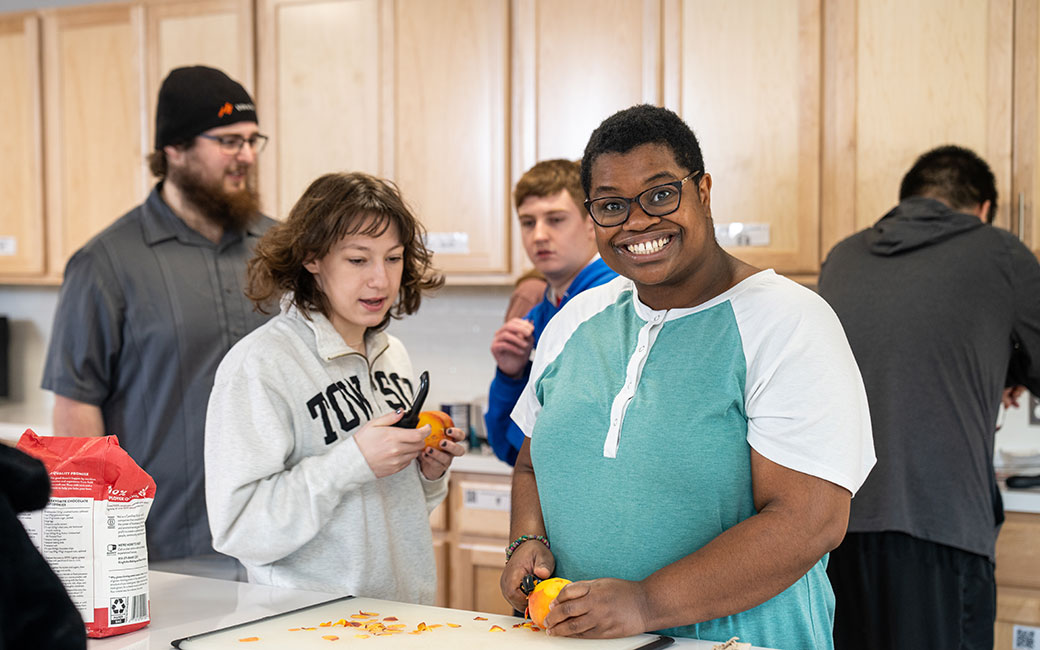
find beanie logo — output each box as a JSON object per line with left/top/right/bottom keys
{"left": 218, "top": 102, "right": 233, "bottom": 118}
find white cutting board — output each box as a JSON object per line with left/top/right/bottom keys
{"left": 172, "top": 595, "right": 672, "bottom": 649}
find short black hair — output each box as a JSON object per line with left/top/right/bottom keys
{"left": 581, "top": 104, "right": 705, "bottom": 197}
{"left": 899, "top": 145, "right": 998, "bottom": 223}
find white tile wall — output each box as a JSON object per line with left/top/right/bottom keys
{"left": 4, "top": 283, "right": 1040, "bottom": 454}
{"left": 0, "top": 284, "right": 513, "bottom": 434}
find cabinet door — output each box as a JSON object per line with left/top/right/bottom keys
{"left": 395, "top": 0, "right": 511, "bottom": 277}
{"left": 512, "top": 0, "right": 661, "bottom": 277}
{"left": 432, "top": 532, "right": 449, "bottom": 608}
{"left": 995, "top": 587, "right": 1040, "bottom": 648}
{"left": 1014, "top": 0, "right": 1040, "bottom": 256}
{"left": 823, "top": 0, "right": 1013, "bottom": 257}
{"left": 451, "top": 473, "right": 511, "bottom": 538}
{"left": 514, "top": 0, "right": 660, "bottom": 165}
{"left": 0, "top": 14, "right": 44, "bottom": 278}
{"left": 259, "top": 0, "right": 511, "bottom": 279}
{"left": 144, "top": 0, "right": 254, "bottom": 154}
{"left": 257, "top": 0, "right": 387, "bottom": 221}
{"left": 42, "top": 5, "right": 147, "bottom": 277}
{"left": 450, "top": 540, "right": 513, "bottom": 615}
{"left": 664, "top": 0, "right": 821, "bottom": 276}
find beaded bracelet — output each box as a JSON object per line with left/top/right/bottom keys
{"left": 504, "top": 534, "right": 550, "bottom": 562}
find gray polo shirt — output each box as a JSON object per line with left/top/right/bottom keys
{"left": 42, "top": 185, "right": 275, "bottom": 561}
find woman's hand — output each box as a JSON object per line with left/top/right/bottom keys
{"left": 542, "top": 578, "right": 651, "bottom": 639}
{"left": 501, "top": 540, "right": 555, "bottom": 613}
{"left": 353, "top": 410, "right": 425, "bottom": 478}
{"left": 418, "top": 426, "right": 466, "bottom": 480}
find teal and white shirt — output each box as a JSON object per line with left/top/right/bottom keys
{"left": 512, "top": 270, "right": 874, "bottom": 649}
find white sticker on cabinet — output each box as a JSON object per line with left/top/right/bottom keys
{"left": 715, "top": 223, "right": 770, "bottom": 247}
{"left": 463, "top": 487, "right": 510, "bottom": 512}
{"left": 0, "top": 237, "right": 16, "bottom": 256}
{"left": 424, "top": 232, "right": 470, "bottom": 255}
{"left": 1013, "top": 624, "right": 1040, "bottom": 650}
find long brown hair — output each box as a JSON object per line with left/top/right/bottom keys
{"left": 246, "top": 172, "right": 444, "bottom": 330}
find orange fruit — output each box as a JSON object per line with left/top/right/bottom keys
{"left": 417, "top": 410, "right": 454, "bottom": 448}
{"left": 526, "top": 577, "right": 571, "bottom": 627}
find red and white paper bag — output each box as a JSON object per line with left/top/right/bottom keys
{"left": 17, "top": 430, "right": 156, "bottom": 638}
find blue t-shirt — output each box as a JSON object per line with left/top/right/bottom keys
{"left": 484, "top": 256, "right": 617, "bottom": 464}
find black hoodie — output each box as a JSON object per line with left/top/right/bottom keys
{"left": 818, "top": 196, "right": 1040, "bottom": 560}
{"left": 0, "top": 444, "right": 86, "bottom": 650}
{"left": 866, "top": 196, "right": 984, "bottom": 255}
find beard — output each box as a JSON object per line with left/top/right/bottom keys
{"left": 167, "top": 159, "right": 261, "bottom": 232}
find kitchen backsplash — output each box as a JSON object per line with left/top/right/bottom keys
{"left": 0, "top": 284, "right": 514, "bottom": 433}
{"left": 3, "top": 283, "right": 1039, "bottom": 457}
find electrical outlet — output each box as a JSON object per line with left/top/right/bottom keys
{"left": 1031, "top": 394, "right": 1040, "bottom": 426}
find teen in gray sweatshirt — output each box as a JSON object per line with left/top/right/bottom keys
{"left": 205, "top": 172, "right": 463, "bottom": 604}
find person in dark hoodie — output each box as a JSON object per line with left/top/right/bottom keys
{"left": 818, "top": 144, "right": 1040, "bottom": 650}
{"left": 0, "top": 443, "right": 86, "bottom": 650}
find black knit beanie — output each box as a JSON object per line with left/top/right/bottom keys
{"left": 154, "top": 66, "right": 257, "bottom": 150}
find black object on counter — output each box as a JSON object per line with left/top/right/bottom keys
{"left": 397, "top": 370, "right": 429, "bottom": 428}
{"left": 1006, "top": 474, "right": 1040, "bottom": 489}
{"left": 0, "top": 445, "right": 87, "bottom": 649}
{"left": 0, "top": 316, "right": 7, "bottom": 398}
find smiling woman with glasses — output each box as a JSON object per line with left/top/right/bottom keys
{"left": 501, "top": 104, "right": 874, "bottom": 649}
{"left": 584, "top": 170, "right": 703, "bottom": 227}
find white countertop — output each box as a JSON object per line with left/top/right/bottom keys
{"left": 84, "top": 571, "right": 767, "bottom": 649}
{"left": 87, "top": 571, "right": 332, "bottom": 649}
{"left": 451, "top": 447, "right": 514, "bottom": 475}
{"left": 1002, "top": 487, "right": 1040, "bottom": 514}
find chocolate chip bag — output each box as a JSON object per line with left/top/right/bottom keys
{"left": 16, "top": 430, "right": 156, "bottom": 638}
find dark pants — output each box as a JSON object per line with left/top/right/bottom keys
{"left": 828, "top": 531, "right": 995, "bottom": 650}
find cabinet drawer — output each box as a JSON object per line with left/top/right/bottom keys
{"left": 451, "top": 473, "right": 511, "bottom": 537}
{"left": 429, "top": 500, "right": 447, "bottom": 532}
{"left": 996, "top": 586, "right": 1040, "bottom": 649}
{"left": 996, "top": 512, "right": 1040, "bottom": 590}
{"left": 450, "top": 539, "right": 512, "bottom": 615}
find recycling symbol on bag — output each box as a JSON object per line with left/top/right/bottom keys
{"left": 111, "top": 598, "right": 126, "bottom": 615}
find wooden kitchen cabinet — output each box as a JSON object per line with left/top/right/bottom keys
{"left": 41, "top": 3, "right": 147, "bottom": 280}
{"left": 0, "top": 0, "right": 254, "bottom": 284}
{"left": 663, "top": 0, "right": 823, "bottom": 276}
{"left": 513, "top": 0, "right": 660, "bottom": 166}
{"left": 144, "top": 0, "right": 254, "bottom": 149}
{"left": 258, "top": 0, "right": 512, "bottom": 280}
{"left": 257, "top": 0, "right": 388, "bottom": 222}
{"left": 429, "top": 500, "right": 449, "bottom": 607}
{"left": 0, "top": 13, "right": 45, "bottom": 279}
{"left": 821, "top": 0, "right": 1014, "bottom": 261}
{"left": 1014, "top": 0, "right": 1040, "bottom": 257}
{"left": 996, "top": 511, "right": 1040, "bottom": 647}
{"left": 454, "top": 539, "right": 515, "bottom": 616}
{"left": 508, "top": 0, "right": 662, "bottom": 278}
{"left": 434, "top": 471, "right": 513, "bottom": 615}
{"left": 6, "top": 0, "right": 1037, "bottom": 286}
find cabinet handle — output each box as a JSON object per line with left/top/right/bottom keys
{"left": 1018, "top": 192, "right": 1025, "bottom": 241}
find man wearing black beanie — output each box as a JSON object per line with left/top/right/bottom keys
{"left": 41, "top": 66, "right": 277, "bottom": 580}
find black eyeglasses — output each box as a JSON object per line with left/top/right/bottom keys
{"left": 584, "top": 171, "right": 702, "bottom": 227}
{"left": 197, "top": 133, "right": 269, "bottom": 155}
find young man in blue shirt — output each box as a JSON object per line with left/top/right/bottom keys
{"left": 485, "top": 159, "right": 617, "bottom": 465}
